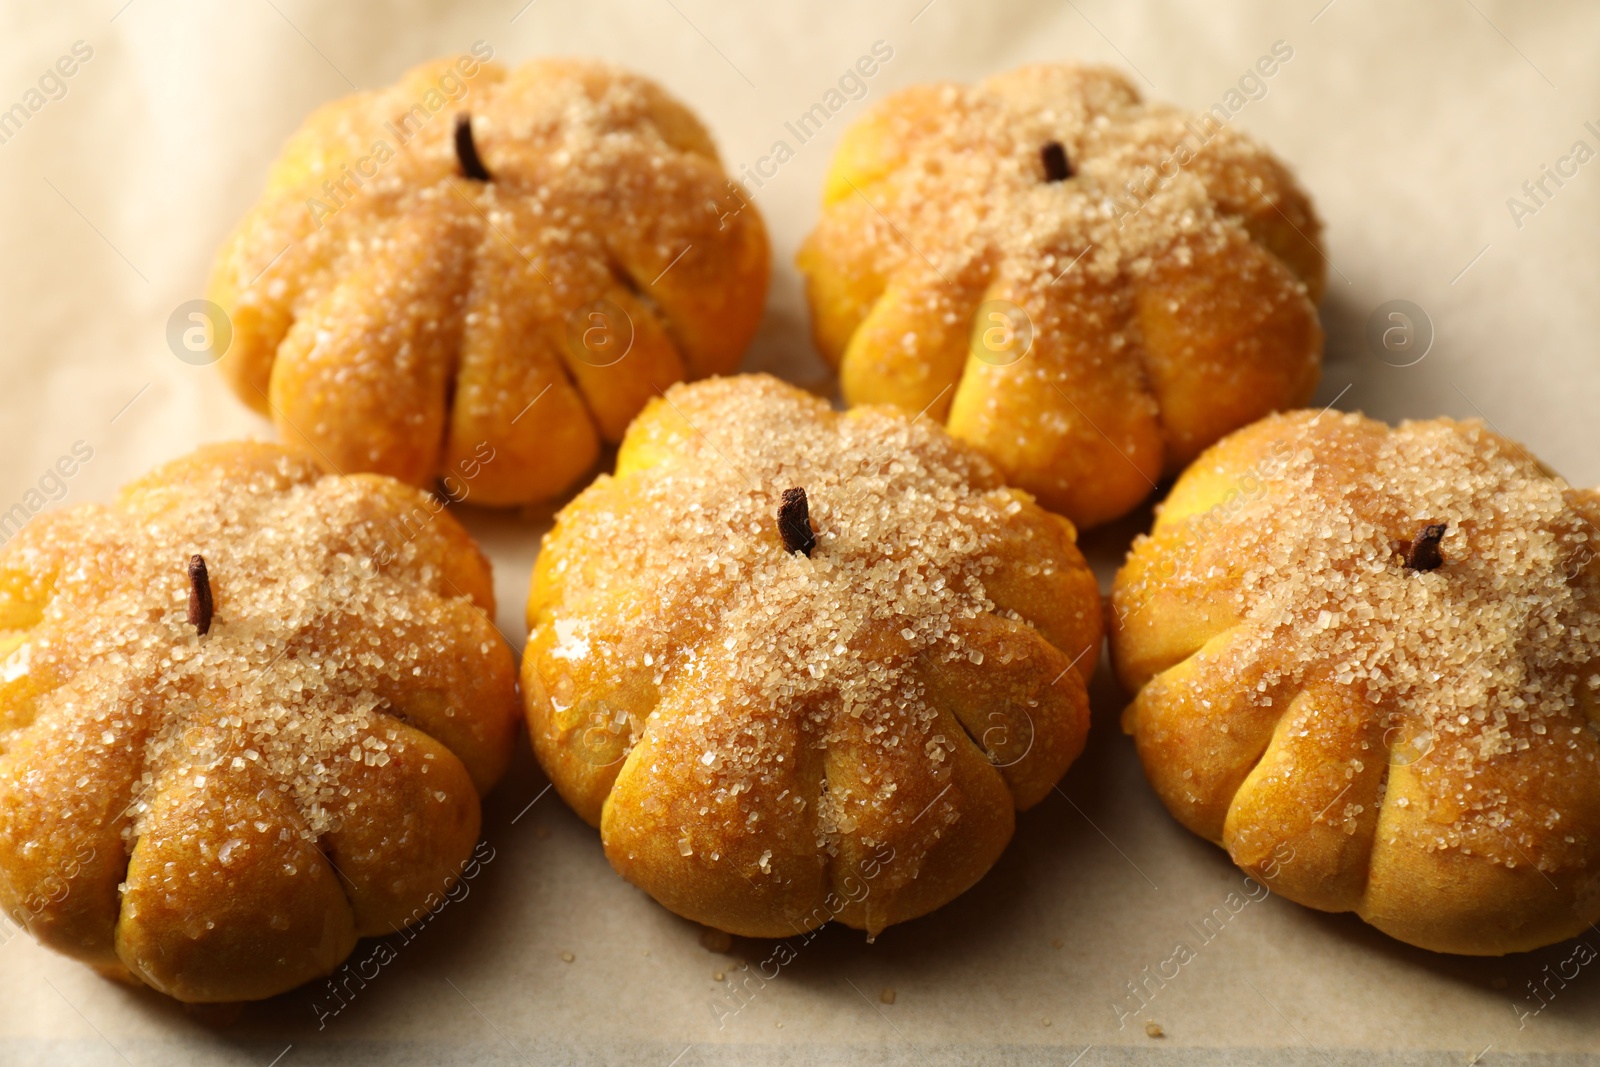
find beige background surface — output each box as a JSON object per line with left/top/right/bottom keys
{"left": 1, "top": 1, "right": 1598, "bottom": 1063}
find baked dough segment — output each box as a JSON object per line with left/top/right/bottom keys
{"left": 0, "top": 671, "right": 154, "bottom": 974}
{"left": 210, "top": 130, "right": 368, "bottom": 408}
{"left": 798, "top": 63, "right": 1325, "bottom": 527}
{"left": 320, "top": 716, "right": 481, "bottom": 935}
{"left": 444, "top": 212, "right": 601, "bottom": 506}
{"left": 0, "top": 514, "right": 101, "bottom": 737}
{"left": 971, "top": 491, "right": 1103, "bottom": 671}
{"left": 805, "top": 82, "right": 995, "bottom": 417}
{"left": 521, "top": 593, "right": 675, "bottom": 828}
{"left": 1133, "top": 224, "right": 1321, "bottom": 470}
{"left": 819, "top": 83, "right": 977, "bottom": 207}
{"left": 1110, "top": 535, "right": 1249, "bottom": 695}
{"left": 268, "top": 205, "right": 472, "bottom": 487}
{"left": 837, "top": 260, "right": 989, "bottom": 422}
{"left": 538, "top": 231, "right": 689, "bottom": 444}
{"left": 1122, "top": 629, "right": 1297, "bottom": 842}
{"left": 302, "top": 590, "right": 515, "bottom": 794}
{"left": 795, "top": 192, "right": 894, "bottom": 372}
{"left": 522, "top": 458, "right": 728, "bottom": 824}
{"left": 595, "top": 150, "right": 767, "bottom": 385}
{"left": 946, "top": 263, "right": 1164, "bottom": 529}
{"left": 1160, "top": 129, "right": 1326, "bottom": 304}
{"left": 115, "top": 713, "right": 357, "bottom": 1002}
{"left": 599, "top": 668, "right": 831, "bottom": 938}
{"left": 1223, "top": 683, "right": 1386, "bottom": 911}
{"left": 922, "top": 612, "right": 1091, "bottom": 808}
{"left": 1362, "top": 718, "right": 1600, "bottom": 955}
{"left": 819, "top": 684, "right": 1016, "bottom": 937}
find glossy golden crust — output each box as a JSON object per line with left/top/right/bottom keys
{"left": 797, "top": 63, "right": 1324, "bottom": 528}
{"left": 0, "top": 442, "right": 519, "bottom": 1001}
{"left": 523, "top": 375, "right": 1100, "bottom": 937}
{"left": 1111, "top": 411, "right": 1600, "bottom": 955}
{"left": 209, "top": 55, "right": 770, "bottom": 506}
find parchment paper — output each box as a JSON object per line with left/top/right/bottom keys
{"left": 2, "top": 1, "right": 1598, "bottom": 1063}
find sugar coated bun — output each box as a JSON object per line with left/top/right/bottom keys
{"left": 524, "top": 375, "right": 1102, "bottom": 937}
{"left": 799, "top": 62, "right": 1324, "bottom": 528}
{"left": 210, "top": 55, "right": 769, "bottom": 506}
{"left": 1113, "top": 411, "right": 1600, "bottom": 955}
{"left": 0, "top": 442, "right": 518, "bottom": 1001}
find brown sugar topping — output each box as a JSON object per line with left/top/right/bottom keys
{"left": 818, "top": 65, "right": 1314, "bottom": 323}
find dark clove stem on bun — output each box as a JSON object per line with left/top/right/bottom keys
{"left": 1400, "top": 523, "right": 1448, "bottom": 573}
{"left": 187, "top": 554, "right": 214, "bottom": 635}
{"left": 1040, "top": 141, "right": 1072, "bottom": 182}
{"left": 778, "top": 488, "right": 816, "bottom": 557}
{"left": 455, "top": 114, "right": 492, "bottom": 181}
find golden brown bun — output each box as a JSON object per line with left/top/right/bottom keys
{"left": 523, "top": 375, "right": 1100, "bottom": 937}
{"left": 1111, "top": 411, "right": 1600, "bottom": 955}
{"left": 798, "top": 63, "right": 1324, "bottom": 528}
{"left": 209, "top": 54, "right": 770, "bottom": 506}
{"left": 0, "top": 442, "right": 519, "bottom": 1001}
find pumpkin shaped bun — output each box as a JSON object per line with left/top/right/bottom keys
{"left": 0, "top": 443, "right": 518, "bottom": 1001}
{"left": 797, "top": 63, "right": 1325, "bottom": 528}
{"left": 1111, "top": 411, "right": 1600, "bottom": 955}
{"left": 209, "top": 54, "right": 770, "bottom": 506}
{"left": 523, "top": 375, "right": 1101, "bottom": 936}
